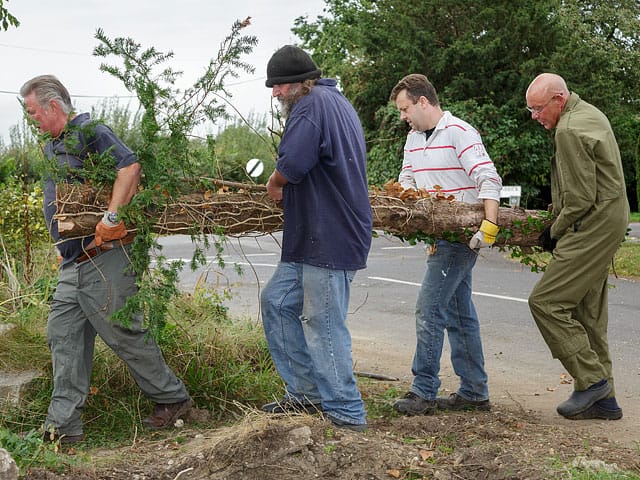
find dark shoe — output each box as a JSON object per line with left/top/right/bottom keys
{"left": 557, "top": 380, "right": 612, "bottom": 418}
{"left": 564, "top": 397, "right": 623, "bottom": 421}
{"left": 261, "top": 396, "right": 323, "bottom": 414}
{"left": 393, "top": 391, "right": 437, "bottom": 416}
{"left": 143, "top": 398, "right": 193, "bottom": 429}
{"left": 42, "top": 431, "right": 85, "bottom": 444}
{"left": 326, "top": 415, "right": 368, "bottom": 432}
{"left": 436, "top": 393, "right": 491, "bottom": 412}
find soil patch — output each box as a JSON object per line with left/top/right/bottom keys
{"left": 22, "top": 403, "right": 640, "bottom": 480}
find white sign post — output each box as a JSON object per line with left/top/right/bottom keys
{"left": 500, "top": 186, "right": 522, "bottom": 207}
{"left": 246, "top": 158, "right": 264, "bottom": 178}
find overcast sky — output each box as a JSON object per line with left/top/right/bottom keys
{"left": 0, "top": 0, "right": 327, "bottom": 144}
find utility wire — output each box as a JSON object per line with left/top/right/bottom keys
{"left": 0, "top": 89, "right": 136, "bottom": 98}
{"left": 0, "top": 75, "right": 266, "bottom": 98}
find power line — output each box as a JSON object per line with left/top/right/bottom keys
{"left": 0, "top": 76, "right": 267, "bottom": 99}
{"left": 0, "top": 89, "right": 136, "bottom": 99}
{"left": 0, "top": 42, "right": 89, "bottom": 56}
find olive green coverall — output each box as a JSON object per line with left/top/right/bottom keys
{"left": 528, "top": 93, "right": 630, "bottom": 394}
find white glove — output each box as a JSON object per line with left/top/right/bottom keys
{"left": 469, "top": 219, "right": 499, "bottom": 250}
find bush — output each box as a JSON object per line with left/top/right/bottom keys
{"left": 0, "top": 180, "right": 49, "bottom": 259}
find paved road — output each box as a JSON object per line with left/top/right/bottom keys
{"left": 157, "top": 230, "right": 640, "bottom": 442}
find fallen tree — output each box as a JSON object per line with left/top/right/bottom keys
{"left": 54, "top": 181, "right": 550, "bottom": 247}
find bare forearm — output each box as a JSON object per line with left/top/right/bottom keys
{"left": 483, "top": 199, "right": 499, "bottom": 224}
{"left": 108, "top": 163, "right": 141, "bottom": 210}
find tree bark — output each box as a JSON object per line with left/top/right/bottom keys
{"left": 54, "top": 183, "right": 549, "bottom": 247}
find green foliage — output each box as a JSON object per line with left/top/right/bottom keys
{"left": 0, "top": 180, "right": 49, "bottom": 258}
{"left": 0, "top": 428, "right": 77, "bottom": 474}
{"left": 366, "top": 103, "right": 406, "bottom": 187}
{"left": 2, "top": 123, "right": 48, "bottom": 184}
{"left": 88, "top": 20, "right": 258, "bottom": 335}
{"left": 0, "top": 287, "right": 281, "bottom": 453}
{"left": 549, "top": 455, "right": 640, "bottom": 479}
{"left": 0, "top": 0, "right": 19, "bottom": 30}
{"left": 294, "top": 0, "right": 640, "bottom": 210}
{"left": 212, "top": 114, "right": 276, "bottom": 184}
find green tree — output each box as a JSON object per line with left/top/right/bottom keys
{"left": 212, "top": 114, "right": 276, "bottom": 184}
{"left": 294, "top": 0, "right": 640, "bottom": 209}
{"left": 550, "top": 0, "right": 640, "bottom": 209}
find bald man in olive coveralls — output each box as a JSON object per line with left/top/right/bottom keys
{"left": 526, "top": 73, "right": 629, "bottom": 421}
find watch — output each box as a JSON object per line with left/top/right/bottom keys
{"left": 106, "top": 211, "right": 119, "bottom": 224}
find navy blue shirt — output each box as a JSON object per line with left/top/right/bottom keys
{"left": 42, "top": 113, "right": 137, "bottom": 265}
{"left": 276, "top": 78, "right": 372, "bottom": 270}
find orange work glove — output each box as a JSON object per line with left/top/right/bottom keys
{"left": 95, "top": 220, "right": 127, "bottom": 246}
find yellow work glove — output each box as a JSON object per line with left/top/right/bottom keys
{"left": 469, "top": 219, "right": 499, "bottom": 250}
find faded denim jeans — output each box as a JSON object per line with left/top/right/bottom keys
{"left": 261, "top": 262, "right": 366, "bottom": 425}
{"left": 410, "top": 240, "right": 489, "bottom": 402}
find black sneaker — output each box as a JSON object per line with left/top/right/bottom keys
{"left": 564, "top": 401, "right": 623, "bottom": 421}
{"left": 326, "top": 415, "right": 368, "bottom": 432}
{"left": 261, "top": 396, "right": 323, "bottom": 414}
{"left": 393, "top": 391, "right": 437, "bottom": 416}
{"left": 557, "top": 380, "right": 612, "bottom": 418}
{"left": 436, "top": 393, "right": 491, "bottom": 411}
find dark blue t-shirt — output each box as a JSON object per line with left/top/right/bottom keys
{"left": 276, "top": 78, "right": 372, "bottom": 270}
{"left": 42, "top": 113, "right": 137, "bottom": 264}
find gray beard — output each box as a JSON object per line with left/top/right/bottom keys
{"left": 278, "top": 97, "right": 294, "bottom": 118}
{"left": 277, "top": 85, "right": 304, "bottom": 119}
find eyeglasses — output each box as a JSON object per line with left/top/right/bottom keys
{"left": 526, "top": 94, "right": 560, "bottom": 115}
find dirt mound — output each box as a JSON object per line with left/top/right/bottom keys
{"left": 22, "top": 405, "right": 639, "bottom": 480}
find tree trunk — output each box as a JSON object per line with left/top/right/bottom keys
{"left": 54, "top": 183, "right": 549, "bottom": 247}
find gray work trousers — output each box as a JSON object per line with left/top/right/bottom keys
{"left": 45, "top": 245, "right": 189, "bottom": 436}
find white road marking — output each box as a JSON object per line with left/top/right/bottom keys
{"left": 367, "top": 276, "right": 528, "bottom": 303}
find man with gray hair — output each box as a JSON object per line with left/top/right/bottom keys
{"left": 21, "top": 75, "right": 192, "bottom": 444}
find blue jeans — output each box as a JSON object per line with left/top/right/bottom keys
{"left": 410, "top": 240, "right": 489, "bottom": 401}
{"left": 261, "top": 262, "right": 366, "bottom": 425}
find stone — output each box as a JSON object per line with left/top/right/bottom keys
{"left": 0, "top": 447, "right": 19, "bottom": 480}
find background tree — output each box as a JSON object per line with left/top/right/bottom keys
{"left": 211, "top": 113, "right": 275, "bottom": 184}
{"left": 294, "top": 0, "right": 639, "bottom": 209}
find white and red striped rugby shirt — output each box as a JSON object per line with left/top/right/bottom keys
{"left": 398, "top": 111, "right": 502, "bottom": 204}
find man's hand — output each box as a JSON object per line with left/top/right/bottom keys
{"left": 469, "top": 219, "right": 500, "bottom": 250}
{"left": 266, "top": 169, "right": 288, "bottom": 202}
{"left": 538, "top": 225, "right": 557, "bottom": 252}
{"left": 95, "top": 214, "right": 127, "bottom": 246}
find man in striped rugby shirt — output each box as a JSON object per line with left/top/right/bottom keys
{"left": 389, "top": 74, "right": 503, "bottom": 416}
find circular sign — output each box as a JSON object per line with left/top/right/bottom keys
{"left": 246, "top": 158, "right": 264, "bottom": 178}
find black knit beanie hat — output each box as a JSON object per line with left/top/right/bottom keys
{"left": 265, "top": 45, "right": 322, "bottom": 87}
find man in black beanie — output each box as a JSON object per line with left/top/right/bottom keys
{"left": 260, "top": 45, "right": 372, "bottom": 432}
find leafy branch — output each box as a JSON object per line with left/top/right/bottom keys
{"left": 90, "top": 19, "right": 257, "bottom": 337}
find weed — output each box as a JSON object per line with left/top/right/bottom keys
{"left": 0, "top": 284, "right": 282, "bottom": 470}
{"left": 361, "top": 381, "right": 401, "bottom": 418}
{"left": 0, "top": 428, "right": 79, "bottom": 473}
{"left": 324, "top": 443, "right": 337, "bottom": 454}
